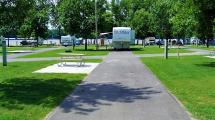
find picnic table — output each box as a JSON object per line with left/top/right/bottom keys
{"left": 210, "top": 49, "right": 215, "bottom": 56}
{"left": 58, "top": 53, "right": 85, "bottom": 66}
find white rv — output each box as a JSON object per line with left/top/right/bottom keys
{"left": 61, "top": 35, "right": 77, "bottom": 46}
{"left": 112, "top": 27, "right": 135, "bottom": 49}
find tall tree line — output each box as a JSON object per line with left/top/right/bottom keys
{"left": 0, "top": 0, "right": 214, "bottom": 47}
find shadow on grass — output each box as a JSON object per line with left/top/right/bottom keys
{"left": 129, "top": 48, "right": 143, "bottom": 51}
{"left": 0, "top": 77, "right": 81, "bottom": 110}
{"left": 59, "top": 82, "right": 161, "bottom": 115}
{"left": 196, "top": 62, "right": 215, "bottom": 67}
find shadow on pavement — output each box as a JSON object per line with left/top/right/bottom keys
{"left": 60, "top": 82, "right": 161, "bottom": 115}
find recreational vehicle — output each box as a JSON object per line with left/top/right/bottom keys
{"left": 112, "top": 27, "right": 135, "bottom": 49}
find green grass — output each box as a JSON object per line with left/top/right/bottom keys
{"left": 0, "top": 59, "right": 101, "bottom": 120}
{"left": 21, "top": 45, "right": 110, "bottom": 58}
{"left": 141, "top": 56, "right": 215, "bottom": 120}
{"left": 131, "top": 45, "right": 191, "bottom": 54}
{"left": 186, "top": 45, "right": 215, "bottom": 51}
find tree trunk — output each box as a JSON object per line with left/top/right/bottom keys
{"left": 7, "top": 38, "right": 9, "bottom": 47}
{"left": 36, "top": 36, "right": 39, "bottom": 47}
{"left": 202, "top": 39, "right": 206, "bottom": 45}
{"left": 165, "top": 39, "right": 169, "bottom": 59}
{"left": 158, "top": 35, "right": 161, "bottom": 48}
{"left": 85, "top": 39, "right": 87, "bottom": 50}
{"left": 73, "top": 39, "right": 75, "bottom": 50}
{"left": 206, "top": 39, "right": 209, "bottom": 48}
{"left": 142, "top": 39, "right": 144, "bottom": 46}
{"left": 58, "top": 26, "right": 61, "bottom": 44}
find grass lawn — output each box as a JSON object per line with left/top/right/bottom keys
{"left": 186, "top": 45, "right": 215, "bottom": 51}
{"left": 20, "top": 45, "right": 110, "bottom": 58}
{"left": 0, "top": 59, "right": 101, "bottom": 120}
{"left": 141, "top": 56, "right": 215, "bottom": 120}
{"left": 132, "top": 45, "right": 191, "bottom": 54}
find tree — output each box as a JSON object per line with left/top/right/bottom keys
{"left": 96, "top": 0, "right": 113, "bottom": 33}
{"left": 170, "top": 0, "right": 198, "bottom": 40}
{"left": 18, "top": 0, "right": 50, "bottom": 46}
{"left": 194, "top": 0, "right": 215, "bottom": 47}
{"left": 100, "top": 12, "right": 115, "bottom": 32}
{"left": 0, "top": 0, "right": 32, "bottom": 37}
{"left": 50, "top": 0, "right": 63, "bottom": 42}
{"left": 110, "top": 0, "right": 136, "bottom": 27}
{"left": 58, "top": 0, "right": 95, "bottom": 50}
{"left": 130, "top": 9, "right": 155, "bottom": 39}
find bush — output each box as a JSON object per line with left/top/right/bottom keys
{"left": 65, "top": 48, "right": 72, "bottom": 53}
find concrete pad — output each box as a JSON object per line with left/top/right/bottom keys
{"left": 205, "top": 56, "right": 215, "bottom": 59}
{"left": 8, "top": 50, "right": 35, "bottom": 53}
{"left": 34, "top": 62, "right": 99, "bottom": 74}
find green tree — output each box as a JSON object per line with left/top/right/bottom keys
{"left": 193, "top": 0, "right": 215, "bottom": 47}
{"left": 50, "top": 0, "right": 63, "bottom": 41}
{"left": 130, "top": 9, "right": 155, "bottom": 39}
{"left": 58, "top": 0, "right": 95, "bottom": 50}
{"left": 0, "top": 0, "right": 14, "bottom": 36}
{"left": 0, "top": 0, "right": 33, "bottom": 37}
{"left": 170, "top": 0, "right": 198, "bottom": 40}
{"left": 18, "top": 0, "right": 50, "bottom": 46}
{"left": 100, "top": 12, "right": 115, "bottom": 32}
{"left": 96, "top": 0, "right": 113, "bottom": 32}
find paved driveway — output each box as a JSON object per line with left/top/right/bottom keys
{"left": 47, "top": 51, "right": 191, "bottom": 120}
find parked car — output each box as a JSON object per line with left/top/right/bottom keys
{"left": 75, "top": 40, "right": 81, "bottom": 45}
{"left": 145, "top": 37, "right": 156, "bottom": 45}
{"left": 156, "top": 40, "right": 164, "bottom": 45}
{"left": 176, "top": 41, "right": 183, "bottom": 46}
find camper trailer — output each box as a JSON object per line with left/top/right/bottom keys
{"left": 112, "top": 27, "right": 135, "bottom": 49}
{"left": 61, "top": 35, "right": 79, "bottom": 46}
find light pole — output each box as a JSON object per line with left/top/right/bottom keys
{"left": 1, "top": 36, "right": 7, "bottom": 66}
{"left": 95, "top": 0, "right": 99, "bottom": 50}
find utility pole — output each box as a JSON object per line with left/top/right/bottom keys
{"left": 1, "top": 36, "right": 7, "bottom": 66}
{"left": 164, "top": 39, "right": 168, "bottom": 59}
{"left": 95, "top": 0, "right": 99, "bottom": 50}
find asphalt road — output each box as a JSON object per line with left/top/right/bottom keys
{"left": 47, "top": 51, "right": 191, "bottom": 120}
